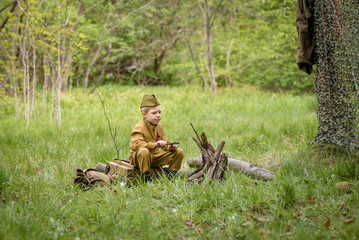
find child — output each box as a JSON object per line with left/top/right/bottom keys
{"left": 129, "top": 95, "right": 184, "bottom": 182}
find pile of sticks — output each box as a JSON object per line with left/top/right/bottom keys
{"left": 187, "top": 124, "right": 228, "bottom": 184}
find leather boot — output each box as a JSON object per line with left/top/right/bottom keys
{"left": 141, "top": 172, "right": 152, "bottom": 183}
{"left": 165, "top": 170, "right": 177, "bottom": 179}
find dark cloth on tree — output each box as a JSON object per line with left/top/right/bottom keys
{"left": 296, "top": 0, "right": 315, "bottom": 74}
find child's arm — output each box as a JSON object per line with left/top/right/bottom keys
{"left": 129, "top": 128, "right": 156, "bottom": 151}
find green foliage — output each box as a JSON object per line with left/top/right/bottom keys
{"left": 0, "top": 167, "right": 9, "bottom": 192}
{"left": 333, "top": 159, "right": 359, "bottom": 181}
{"left": 1, "top": 0, "right": 313, "bottom": 92}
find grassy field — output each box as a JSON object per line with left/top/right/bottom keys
{"left": 0, "top": 85, "right": 358, "bottom": 239}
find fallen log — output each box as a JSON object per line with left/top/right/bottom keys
{"left": 187, "top": 127, "right": 228, "bottom": 184}
{"left": 187, "top": 154, "right": 275, "bottom": 181}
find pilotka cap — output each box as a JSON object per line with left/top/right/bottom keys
{"left": 140, "top": 95, "right": 160, "bottom": 108}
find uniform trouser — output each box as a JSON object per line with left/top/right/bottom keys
{"left": 130, "top": 148, "right": 184, "bottom": 174}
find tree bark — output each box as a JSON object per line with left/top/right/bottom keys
{"left": 61, "top": 37, "right": 70, "bottom": 92}
{"left": 83, "top": 45, "right": 102, "bottom": 93}
{"left": 30, "top": 44, "right": 37, "bottom": 119}
{"left": 225, "top": 39, "right": 234, "bottom": 87}
{"left": 50, "top": 68, "right": 55, "bottom": 123}
{"left": 187, "top": 155, "right": 275, "bottom": 181}
{"left": 42, "top": 53, "right": 50, "bottom": 119}
{"left": 20, "top": 2, "right": 30, "bottom": 127}
{"left": 186, "top": 39, "right": 208, "bottom": 90}
{"left": 83, "top": 13, "right": 111, "bottom": 93}
{"left": 205, "top": 0, "right": 217, "bottom": 94}
{"left": 89, "top": 43, "right": 112, "bottom": 95}
{"left": 55, "top": 3, "right": 62, "bottom": 128}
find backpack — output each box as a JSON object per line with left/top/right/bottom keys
{"left": 74, "top": 168, "right": 116, "bottom": 190}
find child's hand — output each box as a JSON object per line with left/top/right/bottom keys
{"left": 156, "top": 140, "right": 167, "bottom": 148}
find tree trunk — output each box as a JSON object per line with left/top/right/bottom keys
{"left": 186, "top": 39, "right": 208, "bottom": 90}
{"left": 25, "top": 52, "right": 30, "bottom": 127}
{"left": 83, "top": 14, "right": 111, "bottom": 93}
{"left": 55, "top": 6, "right": 62, "bottom": 128}
{"left": 187, "top": 155, "right": 275, "bottom": 181}
{"left": 225, "top": 39, "right": 234, "bottom": 87}
{"left": 61, "top": 37, "right": 70, "bottom": 92}
{"left": 83, "top": 44, "right": 102, "bottom": 93}
{"left": 14, "top": 62, "right": 19, "bottom": 120}
{"left": 89, "top": 43, "right": 112, "bottom": 95}
{"left": 11, "top": 30, "right": 19, "bottom": 119}
{"left": 50, "top": 68, "right": 55, "bottom": 123}
{"left": 20, "top": 2, "right": 30, "bottom": 127}
{"left": 205, "top": 0, "right": 217, "bottom": 94}
{"left": 42, "top": 53, "right": 50, "bottom": 119}
{"left": 31, "top": 45, "right": 37, "bottom": 119}
{"left": 56, "top": 39, "right": 62, "bottom": 127}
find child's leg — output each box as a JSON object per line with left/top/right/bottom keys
{"left": 152, "top": 148, "right": 184, "bottom": 171}
{"left": 130, "top": 148, "right": 153, "bottom": 173}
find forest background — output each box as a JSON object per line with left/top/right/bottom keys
{"left": 1, "top": 0, "right": 313, "bottom": 103}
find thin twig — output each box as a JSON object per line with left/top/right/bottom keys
{"left": 118, "top": 138, "right": 130, "bottom": 152}
{"left": 190, "top": 123, "right": 203, "bottom": 145}
{"left": 98, "top": 94, "right": 119, "bottom": 159}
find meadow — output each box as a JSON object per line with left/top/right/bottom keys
{"left": 0, "top": 85, "right": 358, "bottom": 239}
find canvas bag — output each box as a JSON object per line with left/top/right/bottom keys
{"left": 74, "top": 168, "right": 115, "bottom": 190}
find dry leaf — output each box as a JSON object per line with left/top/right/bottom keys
{"left": 258, "top": 228, "right": 267, "bottom": 235}
{"left": 324, "top": 217, "right": 331, "bottom": 228}
{"left": 184, "top": 219, "right": 193, "bottom": 227}
{"left": 149, "top": 210, "right": 158, "bottom": 215}
{"left": 194, "top": 227, "right": 203, "bottom": 234}
{"left": 344, "top": 218, "right": 355, "bottom": 225}
{"left": 336, "top": 182, "right": 355, "bottom": 193}
{"left": 242, "top": 222, "right": 250, "bottom": 227}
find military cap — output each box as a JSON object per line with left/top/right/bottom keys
{"left": 140, "top": 95, "right": 160, "bottom": 108}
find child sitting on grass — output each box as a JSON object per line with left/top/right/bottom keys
{"left": 129, "top": 95, "right": 184, "bottom": 182}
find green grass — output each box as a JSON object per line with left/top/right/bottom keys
{"left": 0, "top": 85, "right": 358, "bottom": 239}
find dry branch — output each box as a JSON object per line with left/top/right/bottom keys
{"left": 187, "top": 124, "right": 228, "bottom": 184}
{"left": 187, "top": 155, "right": 275, "bottom": 181}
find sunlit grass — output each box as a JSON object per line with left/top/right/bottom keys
{"left": 0, "top": 85, "right": 358, "bottom": 239}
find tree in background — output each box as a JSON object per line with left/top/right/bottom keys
{"left": 0, "top": 0, "right": 85, "bottom": 127}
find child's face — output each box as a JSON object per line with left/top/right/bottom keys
{"left": 142, "top": 105, "right": 162, "bottom": 125}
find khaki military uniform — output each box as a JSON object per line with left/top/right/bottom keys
{"left": 129, "top": 118, "right": 184, "bottom": 173}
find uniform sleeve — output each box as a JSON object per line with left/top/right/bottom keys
{"left": 129, "top": 126, "right": 156, "bottom": 151}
